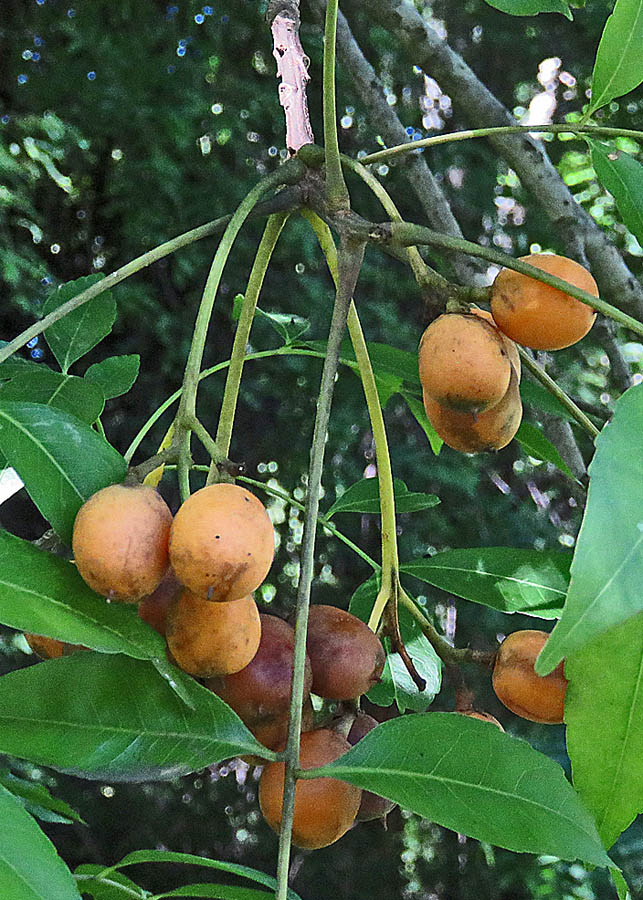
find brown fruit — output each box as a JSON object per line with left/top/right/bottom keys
{"left": 348, "top": 712, "right": 396, "bottom": 822}
{"left": 306, "top": 605, "right": 385, "bottom": 700}
{"left": 166, "top": 590, "right": 261, "bottom": 678}
{"left": 259, "top": 728, "right": 361, "bottom": 849}
{"left": 205, "top": 614, "right": 312, "bottom": 725}
{"left": 418, "top": 312, "right": 512, "bottom": 413}
{"left": 471, "top": 307, "right": 521, "bottom": 381}
{"left": 241, "top": 699, "right": 316, "bottom": 764}
{"left": 138, "top": 568, "right": 182, "bottom": 636}
{"left": 423, "top": 366, "right": 522, "bottom": 453}
{"left": 25, "top": 634, "right": 87, "bottom": 659}
{"left": 72, "top": 483, "right": 172, "bottom": 602}
{"left": 169, "top": 484, "right": 274, "bottom": 602}
{"left": 457, "top": 710, "right": 504, "bottom": 731}
{"left": 491, "top": 253, "right": 598, "bottom": 350}
{"left": 492, "top": 630, "right": 567, "bottom": 724}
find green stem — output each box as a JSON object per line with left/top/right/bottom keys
{"left": 360, "top": 123, "right": 643, "bottom": 165}
{"left": 275, "top": 237, "right": 365, "bottom": 900}
{"left": 386, "top": 222, "right": 643, "bottom": 336}
{"left": 0, "top": 218, "right": 233, "bottom": 367}
{"left": 518, "top": 348, "right": 600, "bottom": 439}
{"left": 323, "top": 0, "right": 350, "bottom": 211}
{"left": 207, "top": 213, "right": 289, "bottom": 485}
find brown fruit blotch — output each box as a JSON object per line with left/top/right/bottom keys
{"left": 72, "top": 483, "right": 172, "bottom": 602}
{"left": 306, "top": 605, "right": 385, "bottom": 700}
{"left": 259, "top": 728, "right": 361, "bottom": 849}
{"left": 492, "top": 629, "right": 567, "bottom": 724}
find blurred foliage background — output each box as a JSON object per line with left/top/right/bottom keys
{"left": 1, "top": 0, "right": 642, "bottom": 897}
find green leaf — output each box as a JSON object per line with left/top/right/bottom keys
{"left": 105, "top": 850, "right": 301, "bottom": 900}
{"left": 566, "top": 613, "right": 643, "bottom": 849}
{"left": 0, "top": 369, "right": 105, "bottom": 424}
{"left": 590, "top": 141, "right": 643, "bottom": 245}
{"left": 0, "top": 531, "right": 168, "bottom": 658}
{"left": 401, "top": 547, "right": 570, "bottom": 618}
{"left": 612, "top": 869, "right": 633, "bottom": 900}
{"left": 520, "top": 380, "right": 577, "bottom": 423}
{"left": 326, "top": 477, "right": 439, "bottom": 518}
{"left": 256, "top": 308, "right": 310, "bottom": 345}
{"left": 537, "top": 384, "right": 643, "bottom": 673}
{"left": 315, "top": 714, "right": 611, "bottom": 867}
{"left": 588, "top": 0, "right": 643, "bottom": 115}
{"left": 483, "top": 0, "right": 572, "bottom": 16}
{"left": 349, "top": 577, "right": 442, "bottom": 712}
{"left": 84, "top": 355, "right": 141, "bottom": 400}
{"left": 42, "top": 275, "right": 117, "bottom": 373}
{"left": 0, "top": 783, "right": 81, "bottom": 899}
{"left": 0, "top": 653, "right": 271, "bottom": 781}
{"left": 401, "top": 391, "right": 443, "bottom": 454}
{"left": 515, "top": 421, "right": 574, "bottom": 478}
{"left": 300, "top": 339, "right": 422, "bottom": 388}
{"left": 374, "top": 372, "right": 404, "bottom": 408}
{"left": 0, "top": 402, "right": 127, "bottom": 542}
{"left": 73, "top": 865, "right": 146, "bottom": 900}
{"left": 0, "top": 344, "right": 46, "bottom": 379}
{"left": 156, "top": 887, "right": 273, "bottom": 899}
{"left": 0, "top": 770, "right": 84, "bottom": 826}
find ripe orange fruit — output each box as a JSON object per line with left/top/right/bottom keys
{"left": 169, "top": 484, "right": 274, "bottom": 602}
{"left": 138, "top": 568, "right": 182, "bottom": 636}
{"left": 347, "top": 712, "right": 396, "bottom": 821}
{"left": 492, "top": 630, "right": 567, "bottom": 724}
{"left": 259, "top": 728, "right": 361, "bottom": 849}
{"left": 491, "top": 254, "right": 598, "bottom": 350}
{"left": 471, "top": 307, "right": 521, "bottom": 380}
{"left": 72, "top": 484, "right": 172, "bottom": 602}
{"left": 166, "top": 590, "right": 261, "bottom": 678}
{"left": 418, "top": 312, "right": 512, "bottom": 414}
{"left": 25, "top": 634, "right": 87, "bottom": 659}
{"left": 423, "top": 366, "right": 522, "bottom": 453}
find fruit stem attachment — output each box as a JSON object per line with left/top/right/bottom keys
{"left": 275, "top": 236, "right": 365, "bottom": 900}
{"left": 518, "top": 348, "right": 600, "bottom": 440}
{"left": 323, "top": 0, "right": 350, "bottom": 212}
{"left": 208, "top": 213, "right": 289, "bottom": 485}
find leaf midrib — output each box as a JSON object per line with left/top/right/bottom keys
{"left": 402, "top": 562, "right": 568, "bottom": 595}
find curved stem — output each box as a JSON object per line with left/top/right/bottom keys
{"left": 518, "top": 348, "right": 600, "bottom": 439}
{"left": 360, "top": 123, "right": 643, "bottom": 165}
{"left": 386, "top": 222, "right": 643, "bottom": 336}
{"left": 323, "top": 0, "right": 349, "bottom": 211}
{"left": 207, "top": 213, "right": 289, "bottom": 485}
{"left": 275, "top": 237, "right": 365, "bottom": 900}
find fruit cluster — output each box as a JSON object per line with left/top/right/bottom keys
{"left": 28, "top": 480, "right": 388, "bottom": 850}
{"left": 418, "top": 254, "right": 598, "bottom": 453}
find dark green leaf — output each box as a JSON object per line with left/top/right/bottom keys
{"left": 349, "top": 577, "right": 442, "bottom": 711}
{"left": 73, "top": 865, "right": 146, "bottom": 900}
{"left": 374, "top": 372, "right": 404, "bottom": 408}
{"left": 0, "top": 402, "right": 127, "bottom": 542}
{"left": 566, "top": 613, "right": 643, "bottom": 849}
{"left": 106, "top": 850, "right": 301, "bottom": 900}
{"left": 0, "top": 531, "right": 168, "bottom": 658}
{"left": 256, "top": 308, "right": 310, "bottom": 345}
{"left": 590, "top": 141, "right": 643, "bottom": 245}
{"left": 0, "top": 344, "right": 46, "bottom": 380}
{"left": 484, "top": 0, "right": 572, "bottom": 16}
{"left": 520, "top": 380, "right": 577, "bottom": 423}
{"left": 537, "top": 384, "right": 643, "bottom": 673}
{"left": 588, "top": 0, "right": 643, "bottom": 115}
{"left": 326, "top": 477, "right": 439, "bottom": 518}
{"left": 300, "top": 340, "right": 421, "bottom": 387}
{"left": 0, "top": 783, "right": 81, "bottom": 899}
{"left": 42, "top": 275, "right": 117, "bottom": 373}
{"left": 316, "top": 714, "right": 611, "bottom": 866}
{"left": 84, "top": 355, "right": 141, "bottom": 400}
{"left": 0, "top": 369, "right": 104, "bottom": 424}
{"left": 156, "top": 886, "right": 273, "bottom": 899}
{"left": 0, "top": 771, "right": 84, "bottom": 825}
{"left": 401, "top": 547, "right": 570, "bottom": 618}
{"left": 401, "top": 392, "right": 443, "bottom": 454}
{"left": 515, "top": 421, "right": 574, "bottom": 478}
{"left": 0, "top": 653, "right": 271, "bottom": 781}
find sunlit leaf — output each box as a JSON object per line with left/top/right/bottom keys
{"left": 326, "top": 477, "right": 439, "bottom": 518}
{"left": 590, "top": 140, "right": 643, "bottom": 245}
{"left": 484, "top": 0, "right": 572, "bottom": 16}
{"left": 0, "top": 369, "right": 104, "bottom": 424}
{"left": 588, "top": 0, "right": 643, "bottom": 115}
{"left": 84, "top": 355, "right": 140, "bottom": 399}
{"left": 42, "top": 275, "right": 117, "bottom": 373}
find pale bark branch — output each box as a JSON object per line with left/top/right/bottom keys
{"left": 268, "top": 2, "right": 315, "bottom": 155}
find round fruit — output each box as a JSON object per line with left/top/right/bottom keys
{"left": 138, "top": 568, "right": 182, "bottom": 636}
{"left": 423, "top": 366, "right": 522, "bottom": 453}
{"left": 72, "top": 483, "right": 172, "bottom": 602}
{"left": 169, "top": 484, "right": 274, "bottom": 602}
{"left": 348, "top": 712, "right": 396, "bottom": 822}
{"left": 205, "top": 614, "right": 312, "bottom": 725}
{"left": 25, "top": 634, "right": 87, "bottom": 659}
{"left": 306, "top": 605, "right": 385, "bottom": 700}
{"left": 490, "top": 253, "right": 598, "bottom": 350}
{"left": 471, "top": 307, "right": 521, "bottom": 381}
{"left": 241, "top": 699, "right": 316, "bottom": 764}
{"left": 259, "top": 728, "right": 361, "bottom": 849}
{"left": 166, "top": 590, "right": 261, "bottom": 678}
{"left": 418, "top": 312, "right": 512, "bottom": 413}
{"left": 492, "top": 630, "right": 567, "bottom": 724}
{"left": 457, "top": 710, "right": 504, "bottom": 731}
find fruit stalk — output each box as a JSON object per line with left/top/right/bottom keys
{"left": 275, "top": 236, "right": 365, "bottom": 900}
